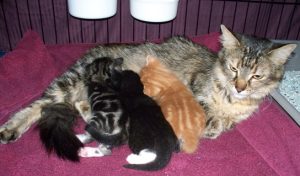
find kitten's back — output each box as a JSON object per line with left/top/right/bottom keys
{"left": 140, "top": 56, "right": 206, "bottom": 153}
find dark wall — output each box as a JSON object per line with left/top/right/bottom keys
{"left": 0, "top": 0, "right": 299, "bottom": 51}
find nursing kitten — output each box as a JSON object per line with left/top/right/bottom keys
{"left": 75, "top": 64, "right": 128, "bottom": 157}
{"left": 111, "top": 70, "right": 179, "bottom": 171}
{"left": 0, "top": 25, "right": 296, "bottom": 144}
{"left": 39, "top": 57, "right": 128, "bottom": 161}
{"left": 140, "top": 56, "right": 206, "bottom": 153}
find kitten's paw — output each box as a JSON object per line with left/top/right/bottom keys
{"left": 78, "top": 147, "right": 105, "bottom": 157}
{"left": 98, "top": 144, "right": 112, "bottom": 156}
{"left": 204, "top": 118, "right": 223, "bottom": 139}
{"left": 126, "top": 149, "right": 156, "bottom": 164}
{"left": 0, "top": 126, "right": 20, "bottom": 144}
{"left": 126, "top": 153, "right": 140, "bottom": 164}
{"left": 76, "top": 133, "right": 93, "bottom": 144}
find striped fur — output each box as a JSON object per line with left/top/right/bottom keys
{"left": 38, "top": 57, "right": 128, "bottom": 161}
{"left": 202, "top": 25, "right": 297, "bottom": 138}
{"left": 140, "top": 56, "right": 206, "bottom": 153}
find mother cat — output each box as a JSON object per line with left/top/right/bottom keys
{"left": 0, "top": 25, "right": 296, "bottom": 144}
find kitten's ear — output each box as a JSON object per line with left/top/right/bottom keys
{"left": 146, "top": 55, "right": 156, "bottom": 65}
{"left": 112, "top": 57, "right": 124, "bottom": 71}
{"left": 269, "top": 44, "right": 297, "bottom": 65}
{"left": 114, "top": 57, "right": 123, "bottom": 65}
{"left": 220, "top": 24, "right": 240, "bottom": 49}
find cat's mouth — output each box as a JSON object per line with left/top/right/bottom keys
{"left": 230, "top": 88, "right": 248, "bottom": 99}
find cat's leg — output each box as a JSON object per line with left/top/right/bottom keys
{"left": 126, "top": 149, "right": 156, "bottom": 164}
{"left": 78, "top": 144, "right": 111, "bottom": 157}
{"left": 204, "top": 117, "right": 236, "bottom": 139}
{"left": 203, "top": 117, "right": 224, "bottom": 139}
{"left": 74, "top": 100, "right": 92, "bottom": 122}
{"left": 0, "top": 98, "right": 52, "bottom": 143}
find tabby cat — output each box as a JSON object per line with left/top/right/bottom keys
{"left": 111, "top": 70, "right": 179, "bottom": 171}
{"left": 39, "top": 57, "right": 128, "bottom": 161}
{"left": 0, "top": 25, "right": 296, "bottom": 145}
{"left": 140, "top": 56, "right": 206, "bottom": 153}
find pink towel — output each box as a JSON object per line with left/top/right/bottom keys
{"left": 0, "top": 31, "right": 299, "bottom": 176}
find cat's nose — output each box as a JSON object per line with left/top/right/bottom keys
{"left": 235, "top": 86, "right": 245, "bottom": 93}
{"left": 235, "top": 79, "right": 247, "bottom": 93}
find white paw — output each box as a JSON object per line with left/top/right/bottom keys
{"left": 78, "top": 147, "right": 105, "bottom": 157}
{"left": 126, "top": 149, "right": 156, "bottom": 164}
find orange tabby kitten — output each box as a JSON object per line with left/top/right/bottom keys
{"left": 140, "top": 56, "right": 206, "bottom": 153}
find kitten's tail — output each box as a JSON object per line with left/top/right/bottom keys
{"left": 38, "top": 103, "right": 83, "bottom": 162}
{"left": 123, "top": 139, "right": 178, "bottom": 171}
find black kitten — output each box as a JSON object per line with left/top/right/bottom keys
{"left": 112, "top": 70, "right": 179, "bottom": 171}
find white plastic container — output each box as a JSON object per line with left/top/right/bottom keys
{"left": 130, "top": 0, "right": 179, "bottom": 22}
{"left": 68, "top": 0, "right": 117, "bottom": 19}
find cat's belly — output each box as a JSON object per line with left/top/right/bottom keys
{"left": 68, "top": 81, "right": 88, "bottom": 104}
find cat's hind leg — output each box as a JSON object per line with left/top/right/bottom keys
{"left": 0, "top": 98, "right": 52, "bottom": 143}
{"left": 74, "top": 100, "right": 92, "bottom": 122}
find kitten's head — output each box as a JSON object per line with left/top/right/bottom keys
{"left": 119, "top": 70, "right": 144, "bottom": 94}
{"left": 217, "top": 25, "right": 297, "bottom": 100}
{"left": 85, "top": 57, "right": 123, "bottom": 86}
{"left": 140, "top": 56, "right": 176, "bottom": 96}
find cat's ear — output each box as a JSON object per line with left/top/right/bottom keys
{"left": 146, "top": 55, "right": 156, "bottom": 65}
{"left": 220, "top": 24, "right": 240, "bottom": 49}
{"left": 268, "top": 44, "right": 297, "bottom": 65}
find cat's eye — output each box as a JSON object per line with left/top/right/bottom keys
{"left": 229, "top": 65, "right": 238, "bottom": 72}
{"left": 252, "top": 75, "right": 263, "bottom": 79}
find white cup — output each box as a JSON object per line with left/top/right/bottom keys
{"left": 68, "top": 0, "right": 118, "bottom": 19}
{"left": 130, "top": 0, "right": 179, "bottom": 22}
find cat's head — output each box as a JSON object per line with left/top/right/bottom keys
{"left": 217, "top": 25, "right": 297, "bottom": 100}
{"left": 85, "top": 57, "right": 123, "bottom": 86}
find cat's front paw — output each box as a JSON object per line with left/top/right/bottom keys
{"left": 0, "top": 125, "right": 20, "bottom": 144}
{"left": 203, "top": 118, "right": 224, "bottom": 139}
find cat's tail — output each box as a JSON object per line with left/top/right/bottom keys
{"left": 38, "top": 103, "right": 83, "bottom": 162}
{"left": 123, "top": 139, "right": 178, "bottom": 171}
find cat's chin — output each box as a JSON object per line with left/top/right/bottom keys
{"left": 232, "top": 93, "right": 247, "bottom": 99}
{"left": 230, "top": 89, "right": 248, "bottom": 99}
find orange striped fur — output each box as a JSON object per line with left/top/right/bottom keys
{"left": 140, "top": 56, "right": 206, "bottom": 153}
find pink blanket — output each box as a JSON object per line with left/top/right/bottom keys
{"left": 0, "top": 31, "right": 299, "bottom": 176}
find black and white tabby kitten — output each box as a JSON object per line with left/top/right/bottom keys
{"left": 39, "top": 57, "right": 128, "bottom": 161}
{"left": 75, "top": 57, "right": 128, "bottom": 157}
{"left": 110, "top": 70, "right": 179, "bottom": 171}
